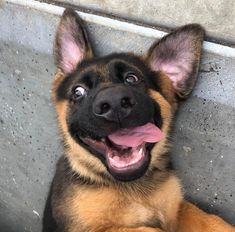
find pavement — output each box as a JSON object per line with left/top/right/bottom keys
{"left": 53, "top": 0, "right": 235, "bottom": 45}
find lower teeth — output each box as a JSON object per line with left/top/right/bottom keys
{"left": 110, "top": 150, "right": 143, "bottom": 168}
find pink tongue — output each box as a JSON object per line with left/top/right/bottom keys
{"left": 108, "top": 123, "right": 164, "bottom": 147}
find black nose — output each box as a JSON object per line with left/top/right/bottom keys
{"left": 93, "top": 86, "right": 136, "bottom": 122}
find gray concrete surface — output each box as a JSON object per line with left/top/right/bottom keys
{"left": 52, "top": 0, "right": 235, "bottom": 44}
{"left": 0, "top": 2, "right": 235, "bottom": 232}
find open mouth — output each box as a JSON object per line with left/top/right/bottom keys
{"left": 80, "top": 123, "right": 164, "bottom": 181}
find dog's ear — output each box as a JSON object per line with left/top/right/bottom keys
{"left": 146, "top": 24, "right": 205, "bottom": 99}
{"left": 55, "top": 9, "right": 93, "bottom": 75}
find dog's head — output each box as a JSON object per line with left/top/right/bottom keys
{"left": 52, "top": 9, "right": 204, "bottom": 182}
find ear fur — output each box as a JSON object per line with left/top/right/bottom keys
{"left": 147, "top": 24, "right": 205, "bottom": 99}
{"left": 55, "top": 9, "right": 93, "bottom": 75}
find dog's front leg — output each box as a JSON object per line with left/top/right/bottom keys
{"left": 177, "top": 201, "right": 235, "bottom": 232}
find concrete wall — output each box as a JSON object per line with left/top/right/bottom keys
{"left": 0, "top": 1, "right": 235, "bottom": 232}
{"left": 55, "top": 0, "right": 235, "bottom": 44}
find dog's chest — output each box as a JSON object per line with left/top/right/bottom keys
{"left": 66, "top": 187, "right": 158, "bottom": 230}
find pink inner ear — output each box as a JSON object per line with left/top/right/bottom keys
{"left": 151, "top": 59, "right": 192, "bottom": 90}
{"left": 60, "top": 36, "right": 84, "bottom": 74}
{"left": 149, "top": 32, "right": 196, "bottom": 91}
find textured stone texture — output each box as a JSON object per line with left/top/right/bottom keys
{"left": 55, "top": 0, "right": 235, "bottom": 44}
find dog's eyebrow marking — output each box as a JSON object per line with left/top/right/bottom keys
{"left": 108, "top": 59, "right": 145, "bottom": 83}
{"left": 79, "top": 71, "right": 100, "bottom": 88}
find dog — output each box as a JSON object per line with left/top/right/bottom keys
{"left": 42, "top": 8, "right": 235, "bottom": 232}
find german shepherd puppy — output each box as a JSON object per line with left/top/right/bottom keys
{"left": 43, "top": 9, "right": 235, "bottom": 232}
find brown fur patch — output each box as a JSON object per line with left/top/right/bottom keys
{"left": 147, "top": 88, "right": 173, "bottom": 170}
{"left": 157, "top": 72, "right": 178, "bottom": 109}
{"left": 55, "top": 175, "right": 182, "bottom": 232}
{"left": 54, "top": 95, "right": 111, "bottom": 184}
{"left": 177, "top": 201, "right": 235, "bottom": 232}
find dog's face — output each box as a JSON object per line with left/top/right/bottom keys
{"left": 53, "top": 9, "right": 204, "bottom": 182}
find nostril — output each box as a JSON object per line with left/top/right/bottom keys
{"left": 121, "top": 97, "right": 135, "bottom": 108}
{"left": 99, "top": 102, "right": 111, "bottom": 114}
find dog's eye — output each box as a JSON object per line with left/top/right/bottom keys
{"left": 73, "top": 86, "right": 87, "bottom": 99}
{"left": 124, "top": 73, "right": 139, "bottom": 84}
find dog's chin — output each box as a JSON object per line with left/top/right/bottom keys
{"left": 79, "top": 136, "right": 151, "bottom": 182}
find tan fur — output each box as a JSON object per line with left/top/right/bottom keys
{"left": 54, "top": 99, "right": 110, "bottom": 184}
{"left": 55, "top": 174, "right": 182, "bottom": 232}
{"left": 105, "top": 227, "right": 163, "bottom": 232}
{"left": 157, "top": 72, "right": 178, "bottom": 109}
{"left": 177, "top": 202, "right": 235, "bottom": 232}
{"left": 148, "top": 88, "right": 173, "bottom": 170}
{"left": 52, "top": 71, "right": 113, "bottom": 184}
